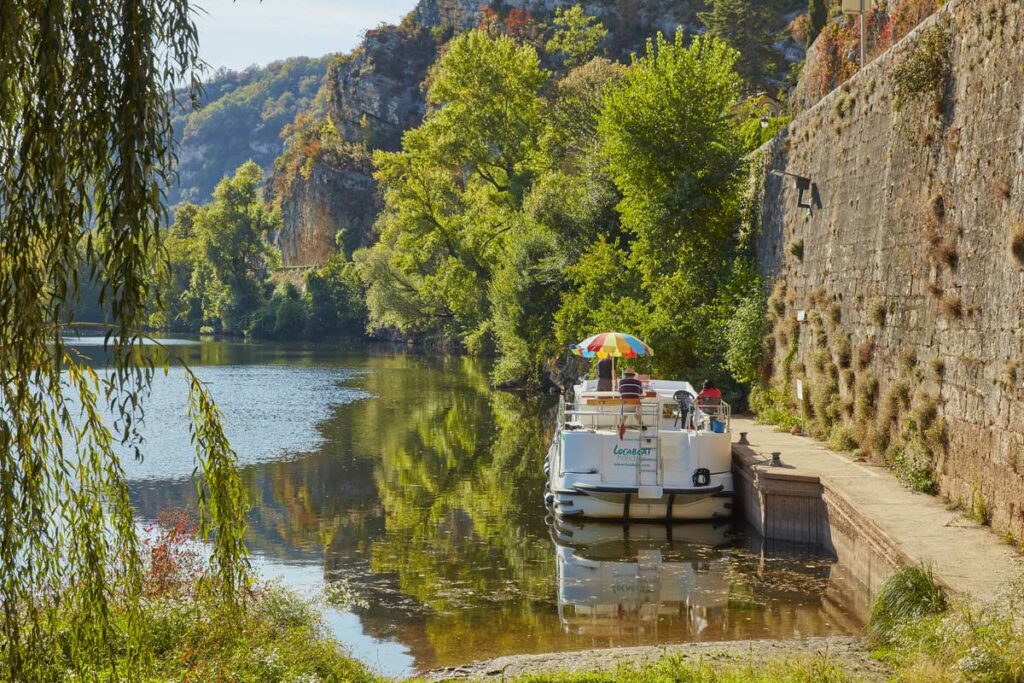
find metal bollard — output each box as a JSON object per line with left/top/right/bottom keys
{"left": 738, "top": 432, "right": 749, "bottom": 445}
{"left": 770, "top": 451, "right": 782, "bottom": 467}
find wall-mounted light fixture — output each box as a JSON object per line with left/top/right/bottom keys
{"left": 771, "top": 169, "right": 822, "bottom": 213}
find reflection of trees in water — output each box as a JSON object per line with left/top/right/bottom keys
{"left": 128, "top": 349, "right": 858, "bottom": 671}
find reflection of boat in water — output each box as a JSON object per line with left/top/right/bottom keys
{"left": 551, "top": 519, "right": 733, "bottom": 638}
{"left": 547, "top": 378, "right": 734, "bottom": 520}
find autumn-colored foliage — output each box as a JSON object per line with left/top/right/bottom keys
{"left": 803, "top": 0, "right": 943, "bottom": 105}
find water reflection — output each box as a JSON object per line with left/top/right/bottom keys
{"left": 104, "top": 341, "right": 859, "bottom": 678}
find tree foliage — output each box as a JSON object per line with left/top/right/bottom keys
{"left": 158, "top": 162, "right": 281, "bottom": 335}
{"left": 0, "top": 2, "right": 249, "bottom": 679}
{"left": 807, "top": 0, "right": 829, "bottom": 47}
{"left": 545, "top": 5, "right": 608, "bottom": 68}
{"left": 699, "top": 0, "right": 779, "bottom": 89}
{"left": 170, "top": 56, "right": 331, "bottom": 205}
{"left": 357, "top": 30, "right": 549, "bottom": 348}
{"left": 358, "top": 26, "right": 753, "bottom": 388}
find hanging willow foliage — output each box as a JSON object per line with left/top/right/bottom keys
{"left": 0, "top": 1, "right": 250, "bottom": 680}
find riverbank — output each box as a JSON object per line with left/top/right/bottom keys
{"left": 423, "top": 636, "right": 887, "bottom": 681}
{"left": 732, "top": 417, "right": 1023, "bottom": 604}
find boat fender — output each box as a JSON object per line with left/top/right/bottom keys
{"left": 692, "top": 468, "right": 711, "bottom": 487}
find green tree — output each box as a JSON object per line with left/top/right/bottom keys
{"left": 598, "top": 32, "right": 745, "bottom": 375}
{"left": 305, "top": 254, "right": 368, "bottom": 336}
{"left": 699, "top": 0, "right": 779, "bottom": 87}
{"left": 545, "top": 5, "right": 608, "bottom": 68}
{"left": 359, "top": 30, "right": 549, "bottom": 346}
{"left": 0, "top": 3, "right": 248, "bottom": 680}
{"left": 807, "top": 0, "right": 829, "bottom": 47}
{"left": 192, "top": 161, "right": 282, "bottom": 333}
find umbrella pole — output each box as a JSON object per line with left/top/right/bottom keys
{"left": 612, "top": 356, "right": 616, "bottom": 391}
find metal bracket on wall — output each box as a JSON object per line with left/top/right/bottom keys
{"left": 771, "top": 169, "right": 822, "bottom": 213}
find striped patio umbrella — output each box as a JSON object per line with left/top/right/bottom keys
{"left": 571, "top": 332, "right": 653, "bottom": 359}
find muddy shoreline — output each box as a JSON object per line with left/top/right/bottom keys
{"left": 422, "top": 636, "right": 887, "bottom": 681}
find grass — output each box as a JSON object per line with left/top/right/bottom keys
{"left": 507, "top": 655, "right": 858, "bottom": 683}
{"left": 870, "top": 568, "right": 1024, "bottom": 683}
{"left": 26, "top": 511, "right": 382, "bottom": 683}
{"left": 868, "top": 566, "right": 947, "bottom": 646}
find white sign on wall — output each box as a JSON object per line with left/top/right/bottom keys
{"left": 796, "top": 379, "right": 804, "bottom": 402}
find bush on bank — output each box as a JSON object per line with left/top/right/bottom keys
{"left": 20, "top": 511, "right": 380, "bottom": 683}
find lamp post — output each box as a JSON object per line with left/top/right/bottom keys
{"left": 843, "top": 0, "right": 867, "bottom": 68}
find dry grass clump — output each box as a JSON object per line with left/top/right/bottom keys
{"left": 854, "top": 338, "right": 876, "bottom": 369}
{"left": 827, "top": 301, "right": 842, "bottom": 326}
{"left": 854, "top": 372, "right": 879, "bottom": 422}
{"left": 810, "top": 348, "right": 831, "bottom": 373}
{"left": 867, "top": 298, "right": 887, "bottom": 326}
{"left": 899, "top": 346, "right": 918, "bottom": 372}
{"left": 787, "top": 237, "right": 805, "bottom": 262}
{"left": 768, "top": 282, "right": 787, "bottom": 316}
{"left": 834, "top": 333, "right": 852, "bottom": 369}
{"left": 1010, "top": 222, "right": 1024, "bottom": 267}
{"left": 924, "top": 215, "right": 958, "bottom": 269}
{"left": 930, "top": 193, "right": 946, "bottom": 220}
{"left": 939, "top": 293, "right": 963, "bottom": 319}
{"left": 993, "top": 174, "right": 1011, "bottom": 200}
{"left": 930, "top": 357, "right": 946, "bottom": 379}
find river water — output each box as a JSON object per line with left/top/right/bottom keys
{"left": 72, "top": 338, "right": 860, "bottom": 678}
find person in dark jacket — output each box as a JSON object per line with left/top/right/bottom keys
{"left": 596, "top": 357, "right": 613, "bottom": 391}
{"left": 618, "top": 369, "right": 643, "bottom": 399}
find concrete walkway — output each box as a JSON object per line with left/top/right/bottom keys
{"left": 733, "top": 417, "right": 1023, "bottom": 603}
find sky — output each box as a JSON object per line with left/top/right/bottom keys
{"left": 193, "top": 0, "right": 419, "bottom": 72}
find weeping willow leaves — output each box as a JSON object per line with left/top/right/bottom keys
{"left": 0, "top": 1, "right": 249, "bottom": 680}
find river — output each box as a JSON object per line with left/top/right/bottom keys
{"left": 71, "top": 338, "right": 860, "bottom": 678}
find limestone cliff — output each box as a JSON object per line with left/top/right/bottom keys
{"left": 753, "top": 0, "right": 1024, "bottom": 540}
{"left": 276, "top": 148, "right": 379, "bottom": 266}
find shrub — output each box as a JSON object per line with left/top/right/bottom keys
{"left": 892, "top": 24, "right": 951, "bottom": 116}
{"left": 749, "top": 385, "right": 803, "bottom": 433}
{"left": 827, "top": 424, "right": 858, "bottom": 452}
{"left": 930, "top": 357, "right": 945, "bottom": 379}
{"left": 725, "top": 288, "right": 771, "bottom": 385}
{"left": 868, "top": 565, "right": 947, "bottom": 645}
{"left": 888, "top": 431, "right": 937, "bottom": 493}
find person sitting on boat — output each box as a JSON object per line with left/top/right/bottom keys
{"left": 618, "top": 369, "right": 643, "bottom": 399}
{"left": 596, "top": 357, "right": 614, "bottom": 392}
{"left": 697, "top": 380, "right": 722, "bottom": 405}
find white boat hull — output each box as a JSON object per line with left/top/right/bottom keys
{"left": 550, "top": 473, "right": 734, "bottom": 521}
{"left": 547, "top": 378, "right": 736, "bottom": 522}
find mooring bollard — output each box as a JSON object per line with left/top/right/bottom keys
{"left": 738, "top": 432, "right": 749, "bottom": 445}
{"left": 770, "top": 451, "right": 782, "bottom": 467}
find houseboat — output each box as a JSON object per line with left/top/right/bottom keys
{"left": 545, "top": 378, "right": 735, "bottom": 521}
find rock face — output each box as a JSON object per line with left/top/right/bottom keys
{"left": 326, "top": 22, "right": 439, "bottom": 151}
{"left": 754, "top": 0, "right": 1024, "bottom": 540}
{"left": 276, "top": 151, "right": 379, "bottom": 266}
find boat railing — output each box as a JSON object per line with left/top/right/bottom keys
{"left": 692, "top": 399, "right": 731, "bottom": 433}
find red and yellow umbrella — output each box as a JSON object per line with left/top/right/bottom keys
{"left": 571, "top": 332, "right": 653, "bottom": 359}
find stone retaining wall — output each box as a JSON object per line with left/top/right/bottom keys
{"left": 754, "top": 0, "right": 1024, "bottom": 540}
